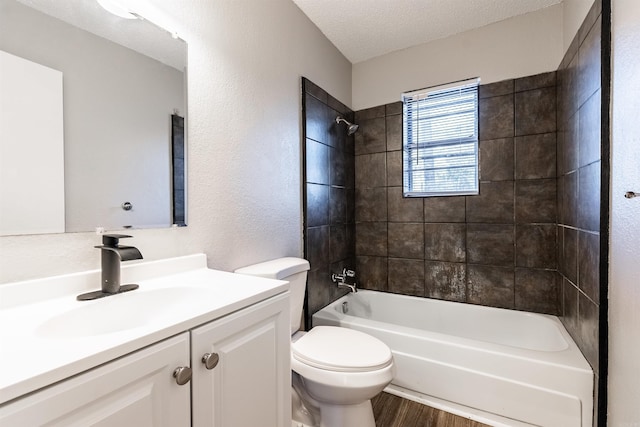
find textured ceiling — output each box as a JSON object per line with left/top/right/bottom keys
{"left": 292, "top": 0, "right": 563, "bottom": 64}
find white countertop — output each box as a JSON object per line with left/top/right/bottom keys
{"left": 0, "top": 254, "right": 288, "bottom": 405}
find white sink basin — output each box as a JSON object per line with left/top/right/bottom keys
{"left": 36, "top": 287, "right": 218, "bottom": 338}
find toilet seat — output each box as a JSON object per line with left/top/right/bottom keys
{"left": 292, "top": 326, "right": 392, "bottom": 372}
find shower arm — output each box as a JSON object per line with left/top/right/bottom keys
{"left": 335, "top": 116, "right": 359, "bottom": 135}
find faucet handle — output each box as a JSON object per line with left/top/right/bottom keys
{"left": 101, "top": 234, "right": 133, "bottom": 247}
{"left": 344, "top": 269, "right": 355, "bottom": 278}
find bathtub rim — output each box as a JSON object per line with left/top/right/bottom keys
{"left": 313, "top": 290, "right": 592, "bottom": 372}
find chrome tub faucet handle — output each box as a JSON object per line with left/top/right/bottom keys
{"left": 331, "top": 268, "right": 357, "bottom": 293}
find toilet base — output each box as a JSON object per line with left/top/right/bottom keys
{"left": 292, "top": 398, "right": 374, "bottom": 427}
{"left": 292, "top": 375, "right": 377, "bottom": 427}
{"left": 292, "top": 380, "right": 320, "bottom": 427}
{"left": 319, "top": 400, "right": 375, "bottom": 427}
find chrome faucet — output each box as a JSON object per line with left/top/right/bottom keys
{"left": 331, "top": 268, "right": 357, "bottom": 293}
{"left": 77, "top": 234, "right": 143, "bottom": 301}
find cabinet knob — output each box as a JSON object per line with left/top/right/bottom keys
{"left": 173, "top": 366, "right": 192, "bottom": 385}
{"left": 201, "top": 352, "right": 220, "bottom": 370}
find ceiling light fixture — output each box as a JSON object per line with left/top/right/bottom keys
{"left": 96, "top": 0, "right": 137, "bottom": 19}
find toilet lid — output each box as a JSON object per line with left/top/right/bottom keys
{"left": 292, "top": 326, "right": 392, "bottom": 372}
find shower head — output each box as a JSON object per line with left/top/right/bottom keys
{"left": 336, "top": 116, "right": 359, "bottom": 136}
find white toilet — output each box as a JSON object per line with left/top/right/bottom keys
{"left": 235, "top": 257, "right": 394, "bottom": 427}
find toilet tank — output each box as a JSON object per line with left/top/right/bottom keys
{"left": 234, "top": 257, "right": 310, "bottom": 334}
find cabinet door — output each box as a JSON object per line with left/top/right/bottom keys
{"left": 191, "top": 293, "right": 290, "bottom": 427}
{"left": 0, "top": 333, "right": 191, "bottom": 426}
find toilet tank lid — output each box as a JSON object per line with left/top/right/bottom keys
{"left": 234, "top": 257, "right": 310, "bottom": 280}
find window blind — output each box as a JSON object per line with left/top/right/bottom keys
{"left": 402, "top": 78, "right": 479, "bottom": 197}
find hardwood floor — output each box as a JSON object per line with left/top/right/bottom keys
{"left": 372, "top": 392, "right": 490, "bottom": 427}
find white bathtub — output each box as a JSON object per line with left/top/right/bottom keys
{"left": 312, "top": 290, "right": 593, "bottom": 427}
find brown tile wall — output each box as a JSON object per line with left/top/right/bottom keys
{"left": 354, "top": 71, "right": 560, "bottom": 315}
{"left": 302, "top": 78, "right": 355, "bottom": 328}
{"left": 557, "top": 0, "right": 603, "bottom": 419}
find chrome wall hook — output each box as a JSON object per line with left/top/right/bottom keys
{"left": 624, "top": 191, "right": 637, "bottom": 199}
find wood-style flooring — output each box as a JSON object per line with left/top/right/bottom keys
{"left": 372, "top": 392, "right": 490, "bottom": 427}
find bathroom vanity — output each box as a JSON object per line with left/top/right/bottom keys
{"left": 0, "top": 254, "right": 291, "bottom": 426}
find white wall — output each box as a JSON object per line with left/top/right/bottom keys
{"left": 610, "top": 0, "right": 640, "bottom": 423}
{"left": 0, "top": 0, "right": 351, "bottom": 283}
{"left": 352, "top": 4, "right": 564, "bottom": 111}
{"left": 563, "top": 0, "right": 597, "bottom": 51}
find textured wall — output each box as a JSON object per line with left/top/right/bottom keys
{"left": 610, "top": 0, "right": 640, "bottom": 422}
{"left": 354, "top": 72, "right": 560, "bottom": 315}
{"left": 0, "top": 0, "right": 352, "bottom": 283}
{"left": 352, "top": 5, "right": 564, "bottom": 110}
{"left": 302, "top": 78, "right": 355, "bottom": 328}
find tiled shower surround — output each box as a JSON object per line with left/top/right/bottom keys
{"left": 354, "top": 73, "right": 560, "bottom": 315}
{"left": 557, "top": 0, "right": 605, "bottom": 419}
{"left": 558, "top": 0, "right": 602, "bottom": 372}
{"left": 302, "top": 78, "right": 355, "bottom": 328}
{"left": 303, "top": 0, "right": 604, "bottom": 401}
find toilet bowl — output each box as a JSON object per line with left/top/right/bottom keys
{"left": 235, "top": 258, "right": 394, "bottom": 427}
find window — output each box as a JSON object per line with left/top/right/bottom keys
{"left": 402, "top": 78, "right": 479, "bottom": 197}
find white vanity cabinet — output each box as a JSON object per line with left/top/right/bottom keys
{"left": 191, "top": 292, "right": 290, "bottom": 427}
{"left": 0, "top": 333, "right": 192, "bottom": 426}
{"left": 0, "top": 292, "right": 290, "bottom": 427}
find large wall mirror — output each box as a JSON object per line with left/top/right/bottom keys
{"left": 0, "top": 0, "right": 187, "bottom": 235}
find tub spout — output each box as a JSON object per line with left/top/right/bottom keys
{"left": 339, "top": 282, "right": 358, "bottom": 293}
